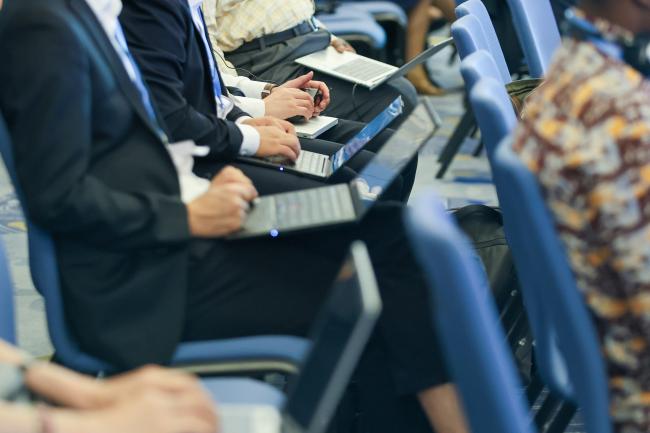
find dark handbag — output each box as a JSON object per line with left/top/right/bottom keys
{"left": 453, "top": 205, "right": 533, "bottom": 384}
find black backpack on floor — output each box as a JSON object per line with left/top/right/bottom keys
{"left": 453, "top": 204, "right": 533, "bottom": 385}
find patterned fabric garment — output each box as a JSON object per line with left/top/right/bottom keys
{"left": 203, "top": 0, "right": 314, "bottom": 52}
{"left": 513, "top": 15, "right": 650, "bottom": 433}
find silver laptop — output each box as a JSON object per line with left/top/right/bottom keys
{"left": 230, "top": 102, "right": 441, "bottom": 239}
{"left": 295, "top": 38, "right": 454, "bottom": 90}
{"left": 219, "top": 242, "right": 382, "bottom": 433}
{"left": 238, "top": 97, "right": 403, "bottom": 179}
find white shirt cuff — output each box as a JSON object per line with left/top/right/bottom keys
{"left": 222, "top": 74, "right": 268, "bottom": 99}
{"left": 235, "top": 117, "right": 260, "bottom": 155}
{"left": 231, "top": 95, "right": 266, "bottom": 118}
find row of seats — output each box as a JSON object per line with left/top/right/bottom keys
{"left": 429, "top": 1, "right": 611, "bottom": 433}
{"left": 437, "top": 0, "right": 563, "bottom": 178}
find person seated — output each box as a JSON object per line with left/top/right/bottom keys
{"left": 119, "top": 0, "right": 416, "bottom": 200}
{"left": 0, "top": 340, "right": 217, "bottom": 433}
{"left": 0, "top": 1, "right": 467, "bottom": 432}
{"left": 512, "top": 0, "right": 650, "bottom": 431}
{"left": 202, "top": 0, "right": 419, "bottom": 126}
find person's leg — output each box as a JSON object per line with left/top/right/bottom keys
{"left": 405, "top": 0, "right": 446, "bottom": 95}
{"left": 418, "top": 385, "right": 470, "bottom": 433}
{"left": 184, "top": 202, "right": 469, "bottom": 433}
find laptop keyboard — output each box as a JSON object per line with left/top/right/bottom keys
{"left": 334, "top": 58, "right": 395, "bottom": 82}
{"left": 295, "top": 151, "right": 329, "bottom": 175}
{"left": 274, "top": 185, "right": 356, "bottom": 229}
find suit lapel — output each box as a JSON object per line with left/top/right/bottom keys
{"left": 67, "top": 0, "right": 165, "bottom": 140}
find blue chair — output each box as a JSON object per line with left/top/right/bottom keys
{"left": 337, "top": 1, "right": 408, "bottom": 64}
{"left": 493, "top": 135, "right": 612, "bottom": 433}
{"left": 504, "top": 0, "right": 561, "bottom": 77}
{"left": 436, "top": 13, "right": 490, "bottom": 178}
{"left": 461, "top": 49, "right": 505, "bottom": 93}
{"left": 405, "top": 193, "right": 534, "bottom": 433}
{"left": 0, "top": 119, "right": 15, "bottom": 345}
{"left": 468, "top": 75, "right": 518, "bottom": 163}
{"left": 316, "top": 8, "right": 387, "bottom": 56}
{"left": 456, "top": 0, "right": 512, "bottom": 84}
{"left": 0, "top": 115, "right": 309, "bottom": 376}
{"left": 451, "top": 15, "right": 487, "bottom": 63}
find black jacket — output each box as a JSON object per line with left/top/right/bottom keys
{"left": 120, "top": 0, "right": 249, "bottom": 160}
{"left": 0, "top": 0, "right": 194, "bottom": 369}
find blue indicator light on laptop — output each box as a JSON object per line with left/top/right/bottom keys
{"left": 270, "top": 229, "right": 279, "bottom": 238}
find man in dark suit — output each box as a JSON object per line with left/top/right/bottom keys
{"left": 119, "top": 0, "right": 417, "bottom": 200}
{"left": 0, "top": 1, "right": 468, "bottom": 432}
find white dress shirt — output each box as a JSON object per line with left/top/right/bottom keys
{"left": 84, "top": 0, "right": 211, "bottom": 202}
{"left": 187, "top": 0, "right": 260, "bottom": 155}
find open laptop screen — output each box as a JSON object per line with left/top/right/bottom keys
{"left": 330, "top": 97, "right": 403, "bottom": 172}
{"left": 284, "top": 243, "right": 381, "bottom": 433}
{"left": 353, "top": 103, "right": 440, "bottom": 214}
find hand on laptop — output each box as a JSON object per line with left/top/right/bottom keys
{"left": 242, "top": 117, "right": 301, "bottom": 161}
{"left": 279, "top": 71, "right": 330, "bottom": 115}
{"left": 187, "top": 171, "right": 258, "bottom": 237}
{"left": 263, "top": 87, "right": 315, "bottom": 120}
{"left": 82, "top": 386, "right": 217, "bottom": 433}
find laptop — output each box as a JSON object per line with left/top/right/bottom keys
{"left": 219, "top": 242, "right": 382, "bottom": 433}
{"left": 230, "top": 102, "right": 441, "bottom": 239}
{"left": 295, "top": 38, "right": 454, "bottom": 90}
{"left": 238, "top": 96, "right": 403, "bottom": 179}
{"left": 294, "top": 115, "right": 339, "bottom": 139}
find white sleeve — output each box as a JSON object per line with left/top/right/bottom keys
{"left": 234, "top": 117, "right": 261, "bottom": 156}
{"left": 230, "top": 94, "right": 266, "bottom": 118}
{"left": 222, "top": 73, "right": 268, "bottom": 99}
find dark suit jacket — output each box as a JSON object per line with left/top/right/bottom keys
{"left": 0, "top": 0, "right": 194, "bottom": 370}
{"left": 120, "top": 0, "right": 249, "bottom": 160}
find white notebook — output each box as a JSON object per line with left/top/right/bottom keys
{"left": 294, "top": 116, "right": 338, "bottom": 139}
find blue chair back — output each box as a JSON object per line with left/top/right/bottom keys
{"left": 467, "top": 75, "right": 569, "bottom": 398}
{"left": 460, "top": 49, "right": 503, "bottom": 92}
{"left": 0, "top": 116, "right": 113, "bottom": 373}
{"left": 504, "top": 0, "right": 561, "bottom": 77}
{"left": 451, "top": 15, "right": 488, "bottom": 63}
{"left": 493, "top": 136, "right": 612, "bottom": 433}
{"left": 406, "top": 193, "right": 534, "bottom": 433}
{"left": 467, "top": 76, "right": 517, "bottom": 162}
{"left": 456, "top": 0, "right": 511, "bottom": 84}
{"left": 0, "top": 116, "right": 16, "bottom": 345}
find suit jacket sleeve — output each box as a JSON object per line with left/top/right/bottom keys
{"left": 120, "top": 0, "right": 245, "bottom": 160}
{"left": 0, "top": 12, "right": 191, "bottom": 250}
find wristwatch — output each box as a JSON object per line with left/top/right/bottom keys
{"left": 261, "top": 83, "right": 278, "bottom": 99}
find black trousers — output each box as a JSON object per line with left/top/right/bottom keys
{"left": 226, "top": 31, "right": 419, "bottom": 127}
{"left": 194, "top": 119, "right": 417, "bottom": 201}
{"left": 183, "top": 203, "right": 448, "bottom": 432}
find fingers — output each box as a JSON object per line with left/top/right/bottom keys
{"left": 278, "top": 119, "right": 296, "bottom": 136}
{"left": 281, "top": 132, "right": 300, "bottom": 155}
{"left": 222, "top": 182, "right": 258, "bottom": 203}
{"left": 212, "top": 166, "right": 252, "bottom": 188}
{"left": 310, "top": 81, "right": 330, "bottom": 110}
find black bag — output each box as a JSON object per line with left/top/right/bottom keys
{"left": 453, "top": 205, "right": 533, "bottom": 385}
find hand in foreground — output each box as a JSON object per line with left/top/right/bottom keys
{"left": 50, "top": 387, "right": 218, "bottom": 433}
{"left": 280, "top": 71, "right": 330, "bottom": 114}
{"left": 187, "top": 172, "right": 258, "bottom": 237}
{"left": 264, "top": 87, "right": 315, "bottom": 120}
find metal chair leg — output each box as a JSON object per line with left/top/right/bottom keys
{"left": 436, "top": 109, "right": 476, "bottom": 179}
